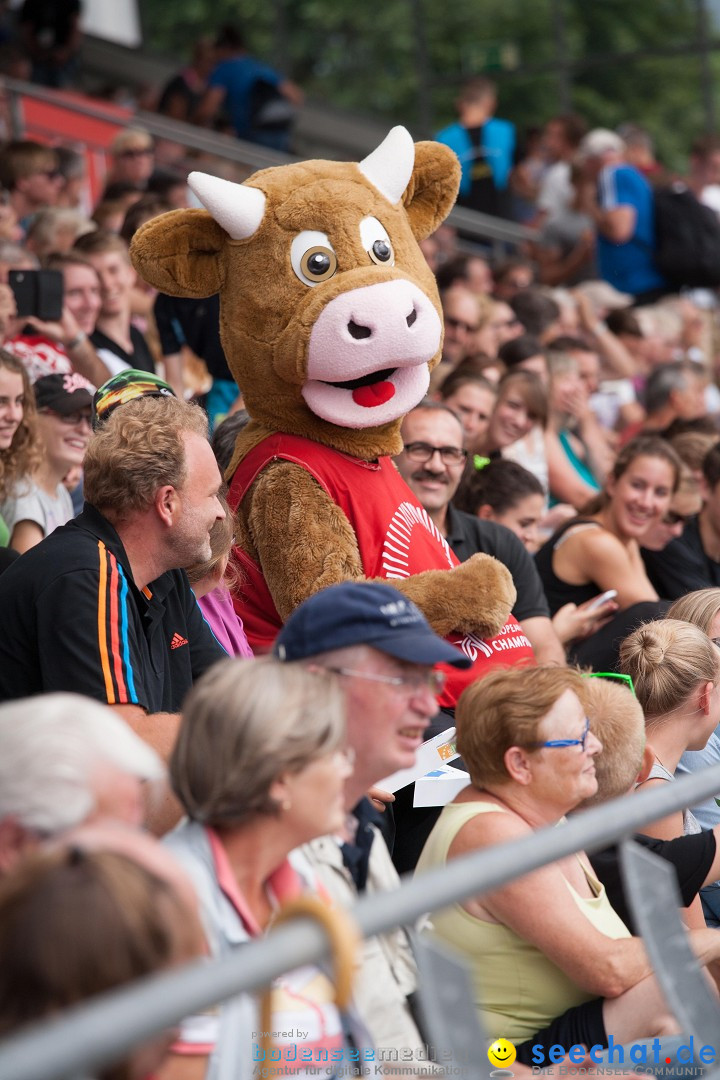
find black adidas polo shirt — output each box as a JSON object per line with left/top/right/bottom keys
{"left": 0, "top": 503, "right": 226, "bottom": 711}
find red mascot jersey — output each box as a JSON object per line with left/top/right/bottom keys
{"left": 228, "top": 433, "right": 534, "bottom": 708}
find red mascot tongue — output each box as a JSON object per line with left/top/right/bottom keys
{"left": 352, "top": 381, "right": 395, "bottom": 408}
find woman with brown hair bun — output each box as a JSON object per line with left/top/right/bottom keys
{"left": 620, "top": 614, "right": 720, "bottom": 934}
{"left": 665, "top": 588, "right": 720, "bottom": 927}
{"left": 620, "top": 618, "right": 720, "bottom": 840}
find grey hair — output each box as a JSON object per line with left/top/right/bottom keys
{"left": 644, "top": 360, "right": 705, "bottom": 415}
{"left": 170, "top": 656, "right": 345, "bottom": 826}
{"left": 0, "top": 694, "right": 164, "bottom": 834}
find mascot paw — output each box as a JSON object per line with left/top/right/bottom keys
{"left": 451, "top": 553, "right": 516, "bottom": 638}
{"left": 397, "top": 554, "right": 516, "bottom": 639}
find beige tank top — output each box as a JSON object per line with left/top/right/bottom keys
{"left": 415, "top": 801, "right": 630, "bottom": 1042}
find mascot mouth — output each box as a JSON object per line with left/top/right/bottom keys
{"left": 325, "top": 367, "right": 397, "bottom": 408}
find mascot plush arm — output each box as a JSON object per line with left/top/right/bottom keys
{"left": 245, "top": 460, "right": 515, "bottom": 638}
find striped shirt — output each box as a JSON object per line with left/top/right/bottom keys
{"left": 0, "top": 502, "right": 226, "bottom": 709}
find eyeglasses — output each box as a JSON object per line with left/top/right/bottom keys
{"left": 325, "top": 666, "right": 446, "bottom": 695}
{"left": 662, "top": 510, "right": 689, "bottom": 527}
{"left": 583, "top": 671, "right": 636, "bottom": 696}
{"left": 118, "top": 148, "right": 153, "bottom": 158}
{"left": 39, "top": 408, "right": 92, "bottom": 428}
{"left": 445, "top": 315, "right": 479, "bottom": 334}
{"left": 403, "top": 442, "right": 468, "bottom": 466}
{"left": 526, "top": 716, "right": 591, "bottom": 752}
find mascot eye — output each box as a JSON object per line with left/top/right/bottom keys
{"left": 371, "top": 239, "right": 393, "bottom": 264}
{"left": 291, "top": 230, "right": 338, "bottom": 287}
{"left": 359, "top": 216, "right": 395, "bottom": 267}
{"left": 301, "top": 247, "right": 338, "bottom": 280}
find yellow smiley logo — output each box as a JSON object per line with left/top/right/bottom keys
{"left": 488, "top": 1039, "right": 517, "bottom": 1069}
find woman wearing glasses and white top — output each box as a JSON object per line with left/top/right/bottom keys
{"left": 0, "top": 372, "right": 93, "bottom": 553}
{"left": 416, "top": 665, "right": 720, "bottom": 1065}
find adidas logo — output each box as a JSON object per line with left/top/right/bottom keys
{"left": 170, "top": 632, "right": 189, "bottom": 650}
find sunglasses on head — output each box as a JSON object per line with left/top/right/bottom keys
{"left": 582, "top": 671, "right": 636, "bottom": 696}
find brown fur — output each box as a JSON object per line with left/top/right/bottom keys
{"left": 130, "top": 136, "right": 513, "bottom": 641}
{"left": 236, "top": 460, "right": 514, "bottom": 637}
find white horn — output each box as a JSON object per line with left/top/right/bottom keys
{"left": 358, "top": 126, "right": 415, "bottom": 205}
{"left": 188, "top": 172, "right": 266, "bottom": 241}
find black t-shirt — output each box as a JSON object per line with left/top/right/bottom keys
{"left": 91, "top": 325, "right": 156, "bottom": 375}
{"left": 642, "top": 515, "right": 720, "bottom": 600}
{"left": 153, "top": 293, "right": 232, "bottom": 383}
{"left": 590, "top": 830, "right": 716, "bottom": 934}
{"left": 0, "top": 503, "right": 226, "bottom": 711}
{"left": 445, "top": 505, "right": 550, "bottom": 621}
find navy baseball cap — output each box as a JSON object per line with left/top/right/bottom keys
{"left": 274, "top": 581, "right": 470, "bottom": 668}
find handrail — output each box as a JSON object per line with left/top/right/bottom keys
{"left": 0, "top": 75, "right": 534, "bottom": 250}
{"left": 0, "top": 74, "right": 291, "bottom": 170}
{"left": 0, "top": 765, "right": 718, "bottom": 1080}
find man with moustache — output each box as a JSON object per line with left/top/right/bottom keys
{"left": 394, "top": 401, "right": 564, "bottom": 665}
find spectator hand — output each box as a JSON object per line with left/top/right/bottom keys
{"left": 23, "top": 306, "right": 81, "bottom": 349}
{"left": 552, "top": 594, "right": 619, "bottom": 646}
{"left": 368, "top": 786, "right": 395, "bottom": 813}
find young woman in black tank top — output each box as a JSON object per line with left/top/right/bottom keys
{"left": 535, "top": 436, "right": 681, "bottom": 617}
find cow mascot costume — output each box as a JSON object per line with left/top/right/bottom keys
{"left": 130, "top": 127, "right": 533, "bottom": 709}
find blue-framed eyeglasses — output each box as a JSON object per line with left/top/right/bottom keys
{"left": 526, "top": 716, "right": 591, "bottom": 752}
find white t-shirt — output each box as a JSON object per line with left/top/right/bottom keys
{"left": 537, "top": 160, "right": 572, "bottom": 220}
{"left": 1, "top": 478, "right": 73, "bottom": 540}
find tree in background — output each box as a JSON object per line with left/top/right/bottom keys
{"left": 140, "top": 0, "right": 713, "bottom": 171}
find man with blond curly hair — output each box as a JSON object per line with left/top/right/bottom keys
{"left": 0, "top": 394, "right": 226, "bottom": 780}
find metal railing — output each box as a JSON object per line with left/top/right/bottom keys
{"left": 0, "top": 74, "right": 534, "bottom": 255}
{"left": 0, "top": 765, "right": 719, "bottom": 1080}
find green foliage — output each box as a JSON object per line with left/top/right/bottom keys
{"left": 140, "top": 0, "right": 717, "bottom": 168}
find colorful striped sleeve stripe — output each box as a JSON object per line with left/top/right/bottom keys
{"left": 96, "top": 540, "right": 140, "bottom": 705}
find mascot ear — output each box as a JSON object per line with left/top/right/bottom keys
{"left": 129, "top": 208, "right": 227, "bottom": 297}
{"left": 402, "top": 141, "right": 461, "bottom": 241}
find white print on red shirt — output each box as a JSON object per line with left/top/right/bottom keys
{"left": 381, "top": 501, "right": 455, "bottom": 579}
{"left": 449, "top": 622, "right": 533, "bottom": 664}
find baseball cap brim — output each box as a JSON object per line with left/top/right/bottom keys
{"left": 369, "top": 626, "right": 471, "bottom": 668}
{"left": 52, "top": 389, "right": 93, "bottom": 414}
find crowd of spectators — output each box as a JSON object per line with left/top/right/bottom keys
{"left": 5, "top": 51, "right": 720, "bottom": 1080}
